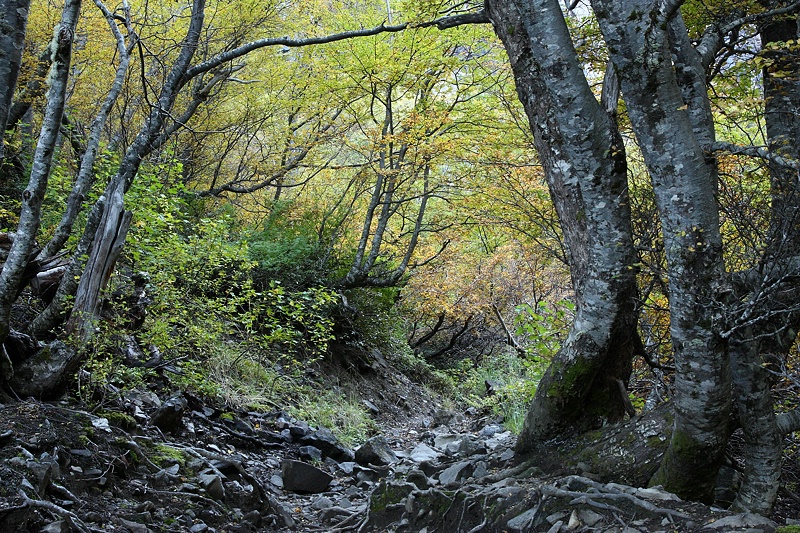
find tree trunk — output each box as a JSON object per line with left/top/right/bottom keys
{"left": 0, "top": 0, "right": 81, "bottom": 347}
{"left": 722, "top": 10, "right": 800, "bottom": 514}
{"left": 64, "top": 0, "right": 207, "bottom": 340}
{"left": 590, "top": 0, "right": 730, "bottom": 502}
{"left": 0, "top": 0, "right": 31, "bottom": 157}
{"left": 485, "top": 0, "right": 641, "bottom": 448}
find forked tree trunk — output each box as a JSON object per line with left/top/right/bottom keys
{"left": 485, "top": 0, "right": 641, "bottom": 449}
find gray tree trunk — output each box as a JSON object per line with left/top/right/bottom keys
{"left": 0, "top": 0, "right": 82, "bottom": 346}
{"left": 66, "top": 0, "right": 207, "bottom": 339}
{"left": 0, "top": 0, "right": 30, "bottom": 157}
{"left": 485, "top": 0, "right": 641, "bottom": 448}
{"left": 724, "top": 10, "right": 800, "bottom": 514}
{"left": 590, "top": 0, "right": 731, "bottom": 502}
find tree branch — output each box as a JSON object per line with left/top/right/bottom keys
{"left": 706, "top": 141, "right": 800, "bottom": 171}
{"left": 183, "top": 11, "right": 488, "bottom": 84}
{"left": 696, "top": 2, "right": 800, "bottom": 70}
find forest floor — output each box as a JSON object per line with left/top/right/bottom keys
{"left": 1, "top": 351, "right": 799, "bottom": 532}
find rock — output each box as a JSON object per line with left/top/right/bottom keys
{"left": 150, "top": 395, "right": 188, "bottom": 433}
{"left": 266, "top": 493, "right": 296, "bottom": 528}
{"left": 457, "top": 436, "right": 481, "bottom": 456}
{"left": 578, "top": 509, "right": 604, "bottom": 527}
{"left": 499, "top": 448, "right": 515, "bottom": 462}
{"left": 355, "top": 436, "right": 398, "bottom": 466}
{"left": 288, "top": 421, "right": 311, "bottom": 440}
{"left": 337, "top": 461, "right": 357, "bottom": 475}
{"left": 320, "top": 506, "right": 355, "bottom": 524}
{"left": 472, "top": 460, "right": 488, "bottom": 479}
{"left": 198, "top": 473, "right": 225, "bottom": 500}
{"left": 633, "top": 486, "right": 681, "bottom": 501}
{"left": 438, "top": 461, "right": 473, "bottom": 487}
{"left": 409, "top": 443, "right": 439, "bottom": 463}
{"left": 300, "top": 428, "right": 355, "bottom": 462}
{"left": 433, "top": 433, "right": 461, "bottom": 449}
{"left": 702, "top": 513, "right": 776, "bottom": 529}
{"left": 241, "top": 510, "right": 261, "bottom": 526}
{"left": 311, "top": 495, "right": 334, "bottom": 510}
{"left": 507, "top": 507, "right": 538, "bottom": 531}
{"left": 480, "top": 424, "right": 504, "bottom": 437}
{"left": 299, "top": 445, "right": 323, "bottom": 461}
{"left": 363, "top": 399, "right": 380, "bottom": 415}
{"left": 485, "top": 431, "right": 513, "bottom": 450}
{"left": 41, "top": 522, "right": 68, "bottom": 533}
{"left": 406, "top": 469, "right": 431, "bottom": 490}
{"left": 281, "top": 459, "right": 333, "bottom": 493}
{"left": 117, "top": 517, "right": 152, "bottom": 533}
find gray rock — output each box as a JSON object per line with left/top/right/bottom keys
{"left": 363, "top": 399, "right": 380, "bottom": 415}
{"left": 406, "top": 469, "right": 431, "bottom": 489}
{"left": 579, "top": 509, "right": 604, "bottom": 527}
{"left": 288, "top": 421, "right": 311, "bottom": 440}
{"left": 312, "top": 495, "right": 334, "bottom": 510}
{"left": 337, "top": 461, "right": 357, "bottom": 474}
{"left": 499, "top": 448, "right": 515, "bottom": 462}
{"left": 281, "top": 459, "right": 333, "bottom": 493}
{"left": 438, "top": 461, "right": 473, "bottom": 487}
{"left": 472, "top": 460, "right": 488, "bottom": 479}
{"left": 507, "top": 507, "right": 538, "bottom": 531}
{"left": 266, "top": 493, "right": 296, "bottom": 528}
{"left": 299, "top": 445, "right": 323, "bottom": 461}
{"left": 702, "top": 513, "right": 776, "bottom": 529}
{"left": 150, "top": 395, "right": 188, "bottom": 433}
{"left": 117, "top": 518, "right": 152, "bottom": 533}
{"left": 355, "top": 436, "right": 398, "bottom": 466}
{"left": 480, "top": 424, "right": 504, "bottom": 438}
{"left": 301, "top": 428, "right": 355, "bottom": 462}
{"left": 198, "top": 473, "right": 225, "bottom": 500}
{"left": 320, "top": 506, "right": 355, "bottom": 524}
{"left": 241, "top": 510, "right": 261, "bottom": 526}
{"left": 433, "top": 433, "right": 461, "bottom": 450}
{"left": 409, "top": 443, "right": 439, "bottom": 462}
{"left": 41, "top": 522, "right": 68, "bottom": 533}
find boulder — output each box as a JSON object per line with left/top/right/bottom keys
{"left": 281, "top": 459, "right": 333, "bottom": 493}
{"left": 355, "top": 436, "right": 398, "bottom": 466}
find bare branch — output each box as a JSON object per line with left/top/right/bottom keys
{"left": 706, "top": 141, "right": 800, "bottom": 171}
{"left": 696, "top": 2, "right": 800, "bottom": 70}
{"left": 183, "top": 11, "right": 488, "bottom": 84}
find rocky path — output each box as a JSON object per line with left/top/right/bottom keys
{"left": 0, "top": 386, "right": 798, "bottom": 532}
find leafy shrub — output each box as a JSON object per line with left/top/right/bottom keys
{"left": 247, "top": 200, "right": 331, "bottom": 289}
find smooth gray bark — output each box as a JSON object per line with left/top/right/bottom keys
{"left": 724, "top": 10, "right": 800, "bottom": 514}
{"left": 485, "top": 0, "right": 640, "bottom": 447}
{"left": 37, "top": 0, "right": 133, "bottom": 261}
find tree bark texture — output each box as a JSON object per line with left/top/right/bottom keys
{"left": 0, "top": 0, "right": 30, "bottom": 158}
{"left": 0, "top": 0, "right": 81, "bottom": 346}
{"left": 485, "top": 0, "right": 641, "bottom": 449}
{"left": 588, "top": 0, "right": 731, "bottom": 502}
